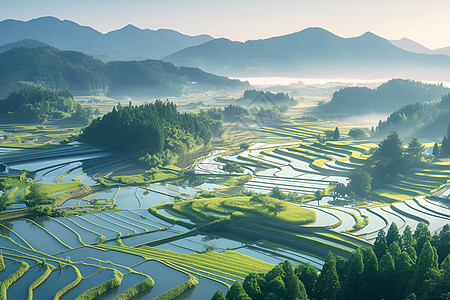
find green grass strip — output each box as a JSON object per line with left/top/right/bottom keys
{"left": 111, "top": 187, "right": 121, "bottom": 207}
{"left": 53, "top": 265, "right": 82, "bottom": 300}
{"left": 0, "top": 261, "right": 29, "bottom": 298}
{"left": 115, "top": 211, "right": 162, "bottom": 230}
{"left": 28, "top": 264, "right": 53, "bottom": 300}
{"left": 153, "top": 277, "right": 198, "bottom": 300}
{"left": 75, "top": 269, "right": 123, "bottom": 300}
{"left": 92, "top": 214, "right": 137, "bottom": 234}
{"left": 112, "top": 277, "right": 153, "bottom": 300}
{"left": 0, "top": 223, "right": 35, "bottom": 250}
{"left": 62, "top": 217, "right": 102, "bottom": 238}
{"left": 76, "top": 216, "right": 122, "bottom": 237}
{"left": 50, "top": 217, "right": 87, "bottom": 246}
{"left": 26, "top": 219, "right": 71, "bottom": 250}
{"left": 134, "top": 187, "right": 142, "bottom": 209}
{"left": 103, "top": 213, "right": 148, "bottom": 233}
{"left": 0, "top": 251, "right": 4, "bottom": 272}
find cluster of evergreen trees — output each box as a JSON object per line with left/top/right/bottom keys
{"left": 345, "top": 132, "right": 428, "bottom": 197}
{"left": 0, "top": 87, "right": 92, "bottom": 123}
{"left": 214, "top": 223, "right": 450, "bottom": 300}
{"left": 434, "top": 123, "right": 450, "bottom": 157}
{"left": 79, "top": 100, "right": 214, "bottom": 159}
{"left": 236, "top": 90, "right": 296, "bottom": 107}
{"left": 376, "top": 94, "right": 450, "bottom": 138}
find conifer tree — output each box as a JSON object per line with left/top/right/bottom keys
{"left": 342, "top": 248, "right": 364, "bottom": 299}
{"left": 393, "top": 251, "right": 415, "bottom": 300}
{"left": 410, "top": 241, "right": 439, "bottom": 298}
{"left": 297, "top": 263, "right": 318, "bottom": 298}
{"left": 226, "top": 281, "right": 251, "bottom": 300}
{"left": 402, "top": 225, "right": 414, "bottom": 249}
{"left": 285, "top": 274, "right": 308, "bottom": 300}
{"left": 386, "top": 222, "right": 401, "bottom": 246}
{"left": 379, "top": 252, "right": 396, "bottom": 300}
{"left": 212, "top": 290, "right": 226, "bottom": 300}
{"left": 315, "top": 252, "right": 340, "bottom": 300}
{"left": 333, "top": 127, "right": 340, "bottom": 140}
{"left": 358, "top": 248, "right": 379, "bottom": 300}
{"left": 374, "top": 229, "right": 388, "bottom": 259}
{"left": 432, "top": 142, "right": 439, "bottom": 158}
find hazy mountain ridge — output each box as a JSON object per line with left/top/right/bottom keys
{"left": 164, "top": 28, "right": 450, "bottom": 78}
{"left": 315, "top": 79, "right": 450, "bottom": 116}
{"left": 0, "top": 39, "right": 49, "bottom": 53}
{"left": 0, "top": 46, "right": 248, "bottom": 98}
{"left": 0, "top": 16, "right": 214, "bottom": 61}
{"left": 389, "top": 38, "right": 450, "bottom": 57}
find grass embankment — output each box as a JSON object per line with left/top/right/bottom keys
{"left": 112, "top": 277, "right": 154, "bottom": 300}
{"left": 28, "top": 264, "right": 53, "bottom": 300}
{"left": 160, "top": 196, "right": 316, "bottom": 226}
{"left": 153, "top": 277, "right": 198, "bottom": 300}
{"left": 53, "top": 265, "right": 82, "bottom": 300}
{"left": 75, "top": 269, "right": 123, "bottom": 300}
{"left": 0, "top": 261, "right": 30, "bottom": 298}
{"left": 97, "top": 171, "right": 179, "bottom": 187}
{"left": 102, "top": 245, "right": 273, "bottom": 280}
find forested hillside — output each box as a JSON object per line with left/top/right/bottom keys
{"left": 316, "top": 79, "right": 449, "bottom": 116}
{"left": 220, "top": 223, "right": 450, "bottom": 300}
{"left": 79, "top": 100, "right": 214, "bottom": 159}
{"left": 235, "top": 90, "right": 296, "bottom": 107}
{"left": 0, "top": 46, "right": 248, "bottom": 98}
{"left": 376, "top": 93, "right": 450, "bottom": 138}
{"left": 0, "top": 87, "right": 92, "bottom": 123}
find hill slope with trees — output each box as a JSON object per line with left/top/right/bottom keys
{"left": 79, "top": 100, "right": 216, "bottom": 162}
{"left": 316, "top": 79, "right": 450, "bottom": 116}
{"left": 0, "top": 46, "right": 248, "bottom": 98}
{"left": 376, "top": 93, "right": 450, "bottom": 139}
{"left": 0, "top": 87, "right": 92, "bottom": 123}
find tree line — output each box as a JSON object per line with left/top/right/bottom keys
{"left": 340, "top": 131, "right": 429, "bottom": 198}
{"left": 0, "top": 87, "right": 93, "bottom": 123}
{"left": 213, "top": 222, "right": 450, "bottom": 300}
{"left": 79, "top": 100, "right": 216, "bottom": 165}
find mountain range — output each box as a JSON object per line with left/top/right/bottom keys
{"left": 2, "top": 17, "right": 450, "bottom": 80}
{"left": 164, "top": 28, "right": 450, "bottom": 78}
{"left": 389, "top": 38, "right": 450, "bottom": 57}
{"left": 0, "top": 46, "right": 247, "bottom": 98}
{"left": 0, "top": 16, "right": 213, "bottom": 61}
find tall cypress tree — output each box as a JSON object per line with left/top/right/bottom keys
{"left": 374, "top": 229, "right": 388, "bottom": 259}
{"left": 379, "top": 252, "right": 396, "bottom": 300}
{"left": 393, "top": 251, "right": 415, "bottom": 300}
{"left": 342, "top": 248, "right": 364, "bottom": 300}
{"left": 358, "top": 248, "right": 379, "bottom": 300}
{"left": 410, "top": 241, "right": 439, "bottom": 298}
{"left": 386, "top": 222, "right": 401, "bottom": 246}
{"left": 297, "top": 263, "right": 318, "bottom": 298}
{"left": 402, "top": 225, "right": 414, "bottom": 249}
{"left": 315, "top": 252, "right": 340, "bottom": 300}
{"left": 432, "top": 142, "right": 439, "bottom": 158}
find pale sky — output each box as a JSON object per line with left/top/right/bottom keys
{"left": 1, "top": 0, "right": 450, "bottom": 49}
